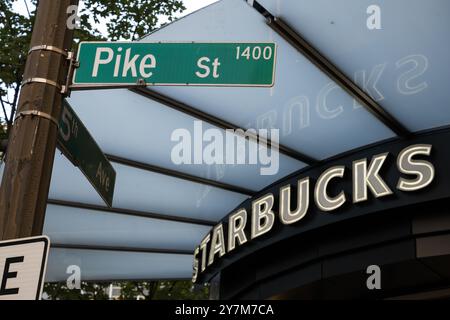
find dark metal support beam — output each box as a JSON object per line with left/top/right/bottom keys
{"left": 51, "top": 243, "right": 193, "bottom": 255}
{"left": 249, "top": 1, "right": 410, "bottom": 138}
{"left": 47, "top": 199, "right": 216, "bottom": 227}
{"left": 131, "top": 87, "right": 319, "bottom": 165}
{"left": 106, "top": 153, "right": 255, "bottom": 196}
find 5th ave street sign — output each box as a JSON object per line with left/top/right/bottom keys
{"left": 72, "top": 42, "right": 276, "bottom": 87}
{"left": 57, "top": 101, "right": 116, "bottom": 207}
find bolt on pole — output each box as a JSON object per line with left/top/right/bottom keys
{"left": 0, "top": 0, "right": 79, "bottom": 240}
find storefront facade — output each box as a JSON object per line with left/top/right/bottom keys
{"left": 195, "top": 127, "right": 450, "bottom": 299}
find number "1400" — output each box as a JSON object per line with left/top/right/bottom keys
{"left": 236, "top": 46, "right": 273, "bottom": 61}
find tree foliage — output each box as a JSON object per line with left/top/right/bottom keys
{"left": 0, "top": 0, "right": 186, "bottom": 135}
{"left": 0, "top": 0, "right": 34, "bottom": 132}
{"left": 43, "top": 281, "right": 209, "bottom": 300}
{"left": 81, "top": 0, "right": 185, "bottom": 41}
{"left": 44, "top": 282, "right": 110, "bottom": 300}
{"left": 119, "top": 281, "right": 209, "bottom": 300}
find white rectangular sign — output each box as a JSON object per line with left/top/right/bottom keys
{"left": 0, "top": 236, "right": 49, "bottom": 300}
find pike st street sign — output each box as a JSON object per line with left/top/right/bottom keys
{"left": 72, "top": 42, "right": 276, "bottom": 87}
{"left": 57, "top": 101, "right": 116, "bottom": 207}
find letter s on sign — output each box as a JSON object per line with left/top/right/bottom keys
{"left": 397, "top": 144, "right": 435, "bottom": 192}
{"left": 59, "top": 106, "right": 73, "bottom": 142}
{"left": 195, "top": 57, "right": 211, "bottom": 78}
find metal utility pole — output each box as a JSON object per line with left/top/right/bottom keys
{"left": 0, "top": 0, "right": 79, "bottom": 240}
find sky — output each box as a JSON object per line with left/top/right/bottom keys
{"left": 12, "top": 0, "right": 219, "bottom": 25}
{"left": 183, "top": 0, "right": 219, "bottom": 14}
{"left": 11, "top": 0, "right": 219, "bottom": 37}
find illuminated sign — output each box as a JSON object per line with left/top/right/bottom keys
{"left": 192, "top": 144, "right": 435, "bottom": 282}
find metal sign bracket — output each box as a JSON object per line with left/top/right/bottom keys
{"left": 24, "top": 45, "right": 79, "bottom": 97}
{"left": 62, "top": 51, "right": 80, "bottom": 97}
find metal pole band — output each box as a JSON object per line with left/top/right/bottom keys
{"left": 28, "top": 45, "right": 68, "bottom": 57}
{"left": 22, "top": 77, "right": 62, "bottom": 91}
{"left": 14, "top": 110, "right": 59, "bottom": 128}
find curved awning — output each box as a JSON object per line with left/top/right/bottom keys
{"left": 1, "top": 0, "right": 449, "bottom": 282}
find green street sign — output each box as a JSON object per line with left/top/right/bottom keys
{"left": 57, "top": 101, "right": 116, "bottom": 207}
{"left": 72, "top": 42, "right": 276, "bottom": 87}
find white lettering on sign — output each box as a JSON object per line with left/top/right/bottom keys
{"left": 236, "top": 46, "right": 273, "bottom": 60}
{"left": 59, "top": 105, "right": 79, "bottom": 142}
{"left": 193, "top": 144, "right": 437, "bottom": 282}
{"left": 195, "top": 57, "right": 221, "bottom": 79}
{"left": 92, "top": 47, "right": 157, "bottom": 79}
{"left": 96, "top": 162, "right": 110, "bottom": 192}
{"left": 140, "top": 54, "right": 157, "bottom": 78}
{"left": 122, "top": 48, "right": 139, "bottom": 77}
{"left": 92, "top": 48, "right": 114, "bottom": 77}
{"left": 0, "top": 237, "right": 49, "bottom": 300}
